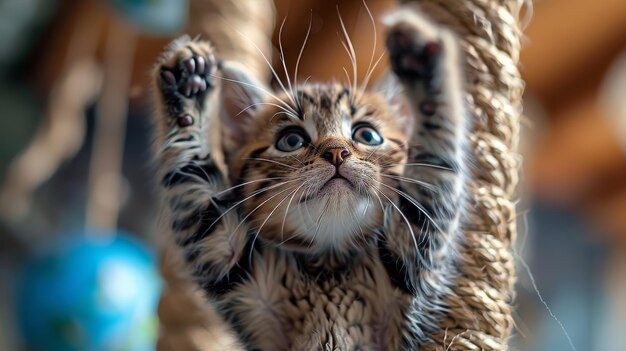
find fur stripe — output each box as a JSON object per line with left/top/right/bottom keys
{"left": 200, "top": 239, "right": 255, "bottom": 295}
{"left": 240, "top": 146, "right": 269, "bottom": 179}
{"left": 411, "top": 152, "right": 456, "bottom": 171}
{"left": 378, "top": 237, "right": 413, "bottom": 294}
{"left": 174, "top": 204, "right": 222, "bottom": 246}
{"left": 398, "top": 188, "right": 434, "bottom": 232}
{"left": 161, "top": 162, "right": 221, "bottom": 188}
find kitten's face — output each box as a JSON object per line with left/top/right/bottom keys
{"left": 230, "top": 84, "right": 409, "bottom": 253}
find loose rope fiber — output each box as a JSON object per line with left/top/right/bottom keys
{"left": 402, "top": 0, "right": 527, "bottom": 349}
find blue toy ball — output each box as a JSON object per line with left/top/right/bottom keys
{"left": 17, "top": 232, "right": 161, "bottom": 351}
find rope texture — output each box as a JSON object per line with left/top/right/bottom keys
{"left": 401, "top": 0, "right": 527, "bottom": 349}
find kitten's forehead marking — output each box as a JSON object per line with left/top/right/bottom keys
{"left": 297, "top": 86, "right": 353, "bottom": 141}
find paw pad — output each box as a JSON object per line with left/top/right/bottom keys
{"left": 176, "top": 114, "right": 194, "bottom": 127}
{"left": 159, "top": 50, "right": 217, "bottom": 99}
{"left": 387, "top": 27, "right": 442, "bottom": 80}
{"left": 419, "top": 100, "right": 437, "bottom": 116}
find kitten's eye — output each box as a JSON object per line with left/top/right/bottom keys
{"left": 352, "top": 124, "right": 383, "bottom": 146}
{"left": 276, "top": 132, "right": 306, "bottom": 152}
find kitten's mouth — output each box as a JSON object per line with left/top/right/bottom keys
{"left": 298, "top": 172, "right": 356, "bottom": 204}
{"left": 324, "top": 172, "right": 354, "bottom": 188}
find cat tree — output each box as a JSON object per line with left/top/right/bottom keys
{"left": 157, "top": 0, "right": 527, "bottom": 349}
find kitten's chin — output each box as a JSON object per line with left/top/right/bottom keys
{"left": 319, "top": 177, "right": 355, "bottom": 196}
{"left": 289, "top": 192, "right": 379, "bottom": 252}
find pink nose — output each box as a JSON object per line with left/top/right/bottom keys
{"left": 322, "top": 147, "right": 351, "bottom": 166}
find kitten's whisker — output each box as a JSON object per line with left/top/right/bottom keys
{"left": 360, "top": 194, "right": 371, "bottom": 217}
{"left": 363, "top": 0, "right": 376, "bottom": 82}
{"left": 363, "top": 145, "right": 383, "bottom": 162}
{"left": 376, "top": 180, "right": 443, "bottom": 234}
{"left": 421, "top": 220, "right": 431, "bottom": 249}
{"left": 243, "top": 157, "right": 299, "bottom": 170}
{"left": 364, "top": 142, "right": 394, "bottom": 164}
{"left": 359, "top": 0, "right": 383, "bottom": 91}
{"left": 206, "top": 179, "right": 300, "bottom": 235}
{"left": 234, "top": 184, "right": 300, "bottom": 233}
{"left": 286, "top": 154, "right": 305, "bottom": 166}
{"left": 280, "top": 181, "right": 309, "bottom": 242}
{"left": 233, "top": 29, "right": 298, "bottom": 109}
{"left": 294, "top": 11, "right": 313, "bottom": 109}
{"left": 211, "top": 75, "right": 298, "bottom": 116}
{"left": 347, "top": 194, "right": 370, "bottom": 248}
{"left": 383, "top": 162, "right": 453, "bottom": 171}
{"left": 372, "top": 151, "right": 394, "bottom": 164}
{"left": 374, "top": 188, "right": 420, "bottom": 254}
{"left": 337, "top": 5, "right": 358, "bottom": 99}
{"left": 369, "top": 186, "right": 386, "bottom": 214}
{"left": 308, "top": 197, "right": 331, "bottom": 248}
{"left": 229, "top": 81, "right": 264, "bottom": 114}
{"left": 252, "top": 184, "right": 301, "bottom": 252}
{"left": 341, "top": 67, "right": 353, "bottom": 93}
{"left": 214, "top": 176, "right": 287, "bottom": 198}
{"left": 237, "top": 184, "right": 300, "bottom": 261}
{"left": 380, "top": 174, "right": 438, "bottom": 191}
{"left": 302, "top": 76, "right": 312, "bottom": 87}
{"left": 278, "top": 17, "right": 298, "bottom": 111}
{"left": 360, "top": 52, "right": 386, "bottom": 91}
{"left": 238, "top": 102, "right": 299, "bottom": 119}
{"left": 299, "top": 183, "right": 316, "bottom": 219}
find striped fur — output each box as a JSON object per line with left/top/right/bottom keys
{"left": 152, "top": 7, "right": 468, "bottom": 350}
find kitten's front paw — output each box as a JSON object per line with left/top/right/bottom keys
{"left": 156, "top": 36, "right": 218, "bottom": 126}
{"left": 385, "top": 10, "right": 456, "bottom": 95}
{"left": 387, "top": 26, "right": 440, "bottom": 81}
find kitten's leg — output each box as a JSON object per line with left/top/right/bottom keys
{"left": 380, "top": 10, "right": 468, "bottom": 290}
{"left": 153, "top": 36, "right": 250, "bottom": 296}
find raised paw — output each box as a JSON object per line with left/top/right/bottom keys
{"left": 384, "top": 11, "right": 457, "bottom": 96}
{"left": 156, "top": 36, "right": 219, "bottom": 126}
{"left": 387, "top": 27, "right": 441, "bottom": 81}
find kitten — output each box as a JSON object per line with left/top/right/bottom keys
{"left": 152, "top": 6, "right": 468, "bottom": 350}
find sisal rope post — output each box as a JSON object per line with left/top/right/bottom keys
{"left": 402, "top": 0, "right": 527, "bottom": 349}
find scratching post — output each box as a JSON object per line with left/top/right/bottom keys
{"left": 403, "top": 0, "right": 527, "bottom": 349}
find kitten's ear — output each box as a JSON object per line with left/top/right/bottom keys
{"left": 373, "top": 71, "right": 401, "bottom": 102}
{"left": 372, "top": 72, "right": 413, "bottom": 135}
{"left": 218, "top": 60, "right": 269, "bottom": 161}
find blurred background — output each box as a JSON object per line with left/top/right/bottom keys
{"left": 0, "top": 0, "right": 625, "bottom": 350}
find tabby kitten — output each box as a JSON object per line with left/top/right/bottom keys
{"left": 152, "top": 6, "right": 467, "bottom": 350}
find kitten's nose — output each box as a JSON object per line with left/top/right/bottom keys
{"left": 322, "top": 147, "right": 351, "bottom": 166}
